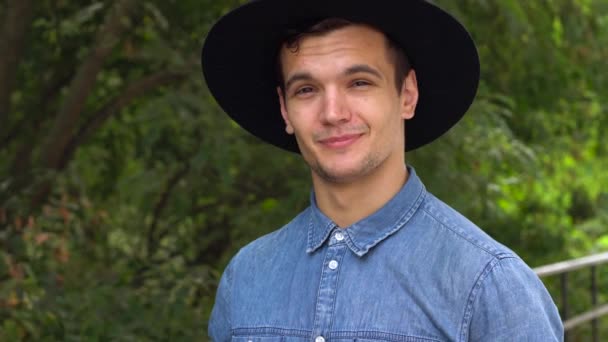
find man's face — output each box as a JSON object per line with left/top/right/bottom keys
{"left": 278, "top": 25, "right": 418, "bottom": 184}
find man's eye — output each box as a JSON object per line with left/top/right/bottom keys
{"left": 352, "top": 80, "right": 371, "bottom": 87}
{"left": 295, "top": 86, "right": 314, "bottom": 95}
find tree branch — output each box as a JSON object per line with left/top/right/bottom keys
{"left": 59, "top": 70, "right": 190, "bottom": 169}
{"left": 38, "top": 0, "right": 138, "bottom": 171}
{"left": 1, "top": 68, "right": 74, "bottom": 152}
{"left": 0, "top": 69, "right": 76, "bottom": 210}
{"left": 0, "top": 0, "right": 35, "bottom": 132}
{"left": 0, "top": 68, "right": 77, "bottom": 212}
{"left": 146, "top": 162, "right": 191, "bottom": 258}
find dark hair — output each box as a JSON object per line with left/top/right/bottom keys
{"left": 276, "top": 18, "right": 411, "bottom": 93}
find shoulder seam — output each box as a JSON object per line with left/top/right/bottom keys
{"left": 420, "top": 204, "right": 512, "bottom": 259}
{"left": 458, "top": 256, "right": 518, "bottom": 341}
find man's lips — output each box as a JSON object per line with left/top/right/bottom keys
{"left": 318, "top": 133, "right": 363, "bottom": 149}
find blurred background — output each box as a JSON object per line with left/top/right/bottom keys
{"left": 0, "top": 0, "right": 607, "bottom": 340}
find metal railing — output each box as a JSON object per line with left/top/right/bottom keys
{"left": 534, "top": 252, "right": 608, "bottom": 342}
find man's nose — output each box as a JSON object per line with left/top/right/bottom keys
{"left": 320, "top": 89, "right": 351, "bottom": 125}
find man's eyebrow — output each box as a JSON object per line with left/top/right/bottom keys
{"left": 284, "top": 65, "right": 382, "bottom": 90}
{"left": 343, "top": 64, "right": 383, "bottom": 80}
{"left": 284, "top": 72, "right": 313, "bottom": 91}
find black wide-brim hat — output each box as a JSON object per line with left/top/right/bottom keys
{"left": 202, "top": 0, "right": 480, "bottom": 152}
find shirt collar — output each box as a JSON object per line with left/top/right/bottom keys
{"left": 306, "top": 166, "right": 426, "bottom": 257}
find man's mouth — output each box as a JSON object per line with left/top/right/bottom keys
{"left": 318, "top": 133, "right": 363, "bottom": 149}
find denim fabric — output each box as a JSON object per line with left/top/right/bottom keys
{"left": 209, "top": 167, "right": 563, "bottom": 341}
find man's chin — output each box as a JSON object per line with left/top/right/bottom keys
{"left": 311, "top": 162, "right": 373, "bottom": 184}
{"left": 301, "top": 149, "right": 376, "bottom": 183}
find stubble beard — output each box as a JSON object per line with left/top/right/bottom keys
{"left": 308, "top": 150, "right": 382, "bottom": 184}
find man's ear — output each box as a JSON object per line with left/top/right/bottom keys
{"left": 277, "top": 87, "right": 294, "bottom": 134}
{"left": 400, "top": 69, "right": 419, "bottom": 120}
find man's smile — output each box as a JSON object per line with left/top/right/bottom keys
{"left": 318, "top": 133, "right": 364, "bottom": 149}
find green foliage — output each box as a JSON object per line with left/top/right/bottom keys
{"left": 0, "top": 0, "right": 607, "bottom": 340}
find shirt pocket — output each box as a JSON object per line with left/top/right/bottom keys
{"left": 351, "top": 337, "right": 440, "bottom": 342}
{"left": 231, "top": 337, "right": 284, "bottom": 342}
{"left": 355, "top": 338, "right": 441, "bottom": 342}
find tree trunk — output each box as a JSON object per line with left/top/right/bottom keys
{"left": 0, "top": 0, "right": 35, "bottom": 133}
{"left": 38, "top": 0, "right": 138, "bottom": 171}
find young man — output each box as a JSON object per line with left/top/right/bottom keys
{"left": 202, "top": 1, "right": 563, "bottom": 341}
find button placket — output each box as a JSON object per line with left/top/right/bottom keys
{"left": 311, "top": 238, "right": 347, "bottom": 341}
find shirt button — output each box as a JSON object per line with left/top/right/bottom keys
{"left": 335, "top": 232, "right": 345, "bottom": 241}
{"left": 328, "top": 260, "right": 339, "bottom": 270}
{"left": 315, "top": 336, "right": 325, "bottom": 342}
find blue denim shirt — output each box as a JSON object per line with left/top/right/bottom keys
{"left": 209, "top": 167, "right": 563, "bottom": 341}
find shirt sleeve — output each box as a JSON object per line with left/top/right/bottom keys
{"left": 465, "top": 257, "right": 564, "bottom": 341}
{"left": 208, "top": 259, "right": 234, "bottom": 342}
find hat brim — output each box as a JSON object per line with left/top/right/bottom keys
{"left": 202, "top": 0, "right": 480, "bottom": 152}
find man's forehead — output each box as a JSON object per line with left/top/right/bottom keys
{"left": 279, "top": 24, "right": 389, "bottom": 65}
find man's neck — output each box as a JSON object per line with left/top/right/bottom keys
{"left": 312, "top": 160, "right": 409, "bottom": 228}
